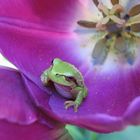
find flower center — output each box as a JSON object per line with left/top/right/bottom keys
{"left": 77, "top": 1, "right": 140, "bottom": 65}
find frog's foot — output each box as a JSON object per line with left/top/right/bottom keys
{"left": 40, "top": 74, "right": 49, "bottom": 86}
{"left": 64, "top": 100, "right": 79, "bottom": 112}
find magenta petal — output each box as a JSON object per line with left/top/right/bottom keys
{"left": 0, "top": 66, "right": 72, "bottom": 140}
{"left": 0, "top": 23, "right": 84, "bottom": 92}
{"left": 1, "top": 22, "right": 140, "bottom": 132}
{"left": 20, "top": 63, "right": 140, "bottom": 132}
{"left": 0, "top": 120, "right": 72, "bottom": 140}
{"left": 0, "top": 0, "right": 84, "bottom": 32}
{"left": 0, "top": 66, "right": 37, "bottom": 124}
{"left": 21, "top": 72, "right": 138, "bottom": 132}
{"left": 0, "top": 3, "right": 140, "bottom": 133}
{"left": 124, "top": 97, "right": 140, "bottom": 125}
{"left": 49, "top": 66, "right": 140, "bottom": 132}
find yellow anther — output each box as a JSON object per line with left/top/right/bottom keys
{"left": 96, "top": 17, "right": 109, "bottom": 30}
{"left": 110, "top": 15, "right": 125, "bottom": 25}
{"left": 126, "top": 13, "right": 140, "bottom": 26}
{"left": 110, "top": 4, "right": 124, "bottom": 15}
{"left": 98, "top": 3, "right": 109, "bottom": 15}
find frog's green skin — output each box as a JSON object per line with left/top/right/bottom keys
{"left": 41, "top": 58, "right": 88, "bottom": 112}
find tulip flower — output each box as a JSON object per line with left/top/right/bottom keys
{"left": 0, "top": 0, "right": 140, "bottom": 134}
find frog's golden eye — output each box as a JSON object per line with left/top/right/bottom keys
{"left": 52, "top": 58, "right": 62, "bottom": 65}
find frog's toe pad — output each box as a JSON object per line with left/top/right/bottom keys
{"left": 64, "top": 101, "right": 79, "bottom": 112}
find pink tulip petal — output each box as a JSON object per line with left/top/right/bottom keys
{"left": 0, "top": 120, "right": 72, "bottom": 140}
{"left": 0, "top": 0, "right": 140, "bottom": 133}
{"left": 0, "top": 0, "right": 85, "bottom": 32}
{"left": 21, "top": 65, "right": 140, "bottom": 132}
{"left": 49, "top": 66, "right": 140, "bottom": 131}
{"left": 0, "top": 23, "right": 84, "bottom": 92}
{"left": 0, "top": 66, "right": 37, "bottom": 124}
{"left": 0, "top": 66, "right": 72, "bottom": 140}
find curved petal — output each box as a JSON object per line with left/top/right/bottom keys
{"left": 0, "top": 0, "right": 85, "bottom": 32}
{"left": 1, "top": 20, "right": 140, "bottom": 132}
{"left": 124, "top": 97, "right": 140, "bottom": 125}
{"left": 21, "top": 61, "right": 140, "bottom": 132}
{"left": 0, "top": 23, "right": 85, "bottom": 93}
{"left": 0, "top": 66, "right": 37, "bottom": 124}
{"left": 0, "top": 66, "right": 72, "bottom": 140}
{"left": 0, "top": 120, "right": 72, "bottom": 140}
{"left": 49, "top": 63, "right": 140, "bottom": 132}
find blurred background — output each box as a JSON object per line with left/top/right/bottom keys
{"left": 1, "top": 53, "right": 140, "bottom": 140}
{"left": 66, "top": 125, "right": 140, "bottom": 140}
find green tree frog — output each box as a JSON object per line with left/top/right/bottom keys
{"left": 41, "top": 58, "right": 88, "bottom": 112}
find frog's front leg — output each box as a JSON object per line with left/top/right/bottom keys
{"left": 64, "top": 86, "right": 87, "bottom": 112}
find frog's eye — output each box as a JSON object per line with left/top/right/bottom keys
{"left": 51, "top": 59, "right": 54, "bottom": 64}
{"left": 56, "top": 74, "right": 60, "bottom": 76}
{"left": 52, "top": 58, "right": 61, "bottom": 65}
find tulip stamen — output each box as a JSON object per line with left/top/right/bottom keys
{"left": 126, "top": 13, "right": 140, "bottom": 26}
{"left": 98, "top": 3, "right": 109, "bottom": 15}
{"left": 77, "top": 1, "right": 140, "bottom": 65}
{"left": 96, "top": 2, "right": 125, "bottom": 27}
{"left": 110, "top": 4, "right": 124, "bottom": 14}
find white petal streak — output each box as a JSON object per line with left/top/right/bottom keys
{"left": 0, "top": 53, "right": 16, "bottom": 69}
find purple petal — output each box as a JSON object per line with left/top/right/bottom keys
{"left": 1, "top": 21, "right": 140, "bottom": 132}
{"left": 0, "top": 23, "right": 84, "bottom": 92}
{"left": 0, "top": 0, "right": 84, "bottom": 32}
{"left": 0, "top": 66, "right": 37, "bottom": 124}
{"left": 0, "top": 66, "right": 72, "bottom": 140}
{"left": 48, "top": 63, "right": 140, "bottom": 132}
{"left": 1, "top": 1, "right": 140, "bottom": 132}
{"left": 0, "top": 120, "right": 72, "bottom": 140}
{"left": 124, "top": 97, "right": 140, "bottom": 125}
{"left": 21, "top": 64, "right": 140, "bottom": 132}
